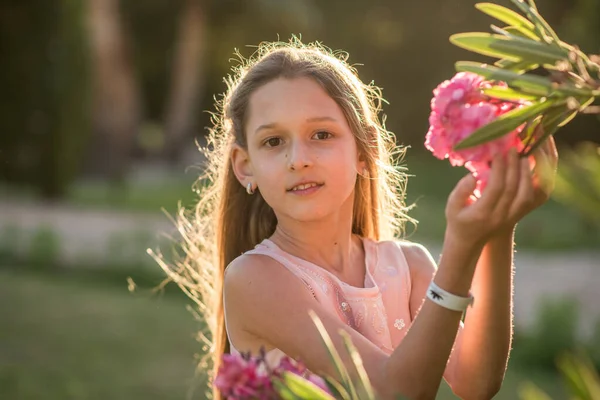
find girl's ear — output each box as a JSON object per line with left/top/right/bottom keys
{"left": 231, "top": 144, "right": 254, "bottom": 186}
{"left": 357, "top": 148, "right": 367, "bottom": 174}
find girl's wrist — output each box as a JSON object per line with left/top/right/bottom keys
{"left": 482, "top": 227, "right": 515, "bottom": 260}
{"left": 489, "top": 225, "right": 517, "bottom": 242}
{"left": 443, "top": 227, "right": 486, "bottom": 257}
{"left": 436, "top": 230, "right": 485, "bottom": 295}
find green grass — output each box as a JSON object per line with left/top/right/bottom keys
{"left": 0, "top": 268, "right": 205, "bottom": 400}
{"left": 0, "top": 267, "right": 573, "bottom": 400}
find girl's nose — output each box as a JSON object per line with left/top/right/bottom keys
{"left": 287, "top": 140, "right": 313, "bottom": 171}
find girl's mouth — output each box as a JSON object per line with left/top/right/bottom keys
{"left": 287, "top": 182, "right": 323, "bottom": 195}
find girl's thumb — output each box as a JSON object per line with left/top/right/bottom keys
{"left": 447, "top": 174, "right": 477, "bottom": 213}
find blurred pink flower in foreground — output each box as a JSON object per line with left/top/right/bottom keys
{"left": 425, "top": 72, "right": 526, "bottom": 195}
{"left": 215, "top": 351, "right": 331, "bottom": 399}
{"left": 215, "top": 353, "right": 276, "bottom": 399}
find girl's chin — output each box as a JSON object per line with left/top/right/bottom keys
{"left": 283, "top": 207, "right": 342, "bottom": 223}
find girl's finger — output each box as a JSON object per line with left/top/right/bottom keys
{"left": 509, "top": 157, "right": 535, "bottom": 220}
{"left": 477, "top": 153, "right": 506, "bottom": 212}
{"left": 532, "top": 147, "right": 555, "bottom": 194}
{"left": 543, "top": 136, "right": 559, "bottom": 171}
{"left": 446, "top": 173, "right": 478, "bottom": 216}
{"left": 533, "top": 136, "right": 558, "bottom": 171}
{"left": 494, "top": 149, "right": 520, "bottom": 217}
{"left": 545, "top": 135, "right": 558, "bottom": 160}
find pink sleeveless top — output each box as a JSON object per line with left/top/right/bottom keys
{"left": 226, "top": 236, "right": 416, "bottom": 368}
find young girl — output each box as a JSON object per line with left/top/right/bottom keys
{"left": 163, "top": 39, "right": 558, "bottom": 400}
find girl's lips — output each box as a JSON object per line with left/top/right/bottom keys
{"left": 287, "top": 183, "right": 323, "bottom": 196}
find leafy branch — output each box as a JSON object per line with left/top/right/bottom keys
{"left": 449, "top": 0, "right": 600, "bottom": 151}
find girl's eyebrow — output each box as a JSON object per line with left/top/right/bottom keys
{"left": 254, "top": 116, "right": 339, "bottom": 135}
{"left": 306, "top": 116, "right": 338, "bottom": 123}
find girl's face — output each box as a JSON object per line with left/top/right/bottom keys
{"left": 233, "top": 76, "right": 365, "bottom": 223}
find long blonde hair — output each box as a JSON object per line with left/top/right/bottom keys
{"left": 152, "top": 37, "right": 413, "bottom": 399}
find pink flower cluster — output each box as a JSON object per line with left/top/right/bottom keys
{"left": 215, "top": 351, "right": 330, "bottom": 399}
{"left": 215, "top": 353, "right": 276, "bottom": 399}
{"left": 425, "top": 72, "right": 526, "bottom": 195}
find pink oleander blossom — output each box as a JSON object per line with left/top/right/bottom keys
{"left": 215, "top": 353, "right": 277, "bottom": 400}
{"left": 425, "top": 72, "right": 526, "bottom": 195}
{"left": 215, "top": 351, "right": 332, "bottom": 399}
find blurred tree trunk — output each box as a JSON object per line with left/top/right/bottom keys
{"left": 163, "top": 0, "right": 208, "bottom": 164}
{"left": 0, "top": 1, "right": 90, "bottom": 199}
{"left": 87, "top": 0, "right": 140, "bottom": 184}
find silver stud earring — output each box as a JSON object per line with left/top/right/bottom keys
{"left": 246, "top": 182, "right": 254, "bottom": 195}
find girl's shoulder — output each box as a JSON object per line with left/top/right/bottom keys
{"left": 224, "top": 250, "right": 283, "bottom": 281}
{"left": 224, "top": 251, "right": 315, "bottom": 303}
{"left": 224, "top": 243, "right": 314, "bottom": 295}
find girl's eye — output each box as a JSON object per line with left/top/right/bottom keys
{"left": 314, "top": 131, "right": 332, "bottom": 140}
{"left": 265, "top": 137, "right": 282, "bottom": 147}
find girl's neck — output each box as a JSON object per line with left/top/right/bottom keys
{"left": 269, "top": 221, "right": 362, "bottom": 277}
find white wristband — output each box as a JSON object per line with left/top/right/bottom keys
{"left": 426, "top": 281, "right": 474, "bottom": 312}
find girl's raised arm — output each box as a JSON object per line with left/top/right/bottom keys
{"left": 224, "top": 249, "right": 473, "bottom": 400}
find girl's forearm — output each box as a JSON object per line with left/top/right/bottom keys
{"left": 451, "top": 230, "right": 514, "bottom": 399}
{"left": 380, "top": 238, "right": 482, "bottom": 399}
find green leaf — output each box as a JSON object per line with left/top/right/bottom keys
{"left": 274, "top": 381, "right": 304, "bottom": 400}
{"left": 545, "top": 106, "right": 572, "bottom": 129}
{"left": 324, "top": 377, "right": 352, "bottom": 400}
{"left": 308, "top": 311, "right": 357, "bottom": 398}
{"left": 454, "top": 99, "right": 558, "bottom": 150}
{"left": 450, "top": 33, "right": 568, "bottom": 65}
{"left": 510, "top": 0, "right": 532, "bottom": 15}
{"left": 509, "top": 1, "right": 546, "bottom": 38}
{"left": 559, "top": 109, "right": 578, "bottom": 127}
{"left": 522, "top": 105, "right": 569, "bottom": 155}
{"left": 519, "top": 115, "right": 542, "bottom": 148}
{"left": 456, "top": 61, "right": 552, "bottom": 95}
{"left": 482, "top": 86, "right": 540, "bottom": 101}
{"left": 476, "top": 3, "right": 534, "bottom": 30}
{"left": 503, "top": 26, "right": 539, "bottom": 41}
{"left": 456, "top": 61, "right": 595, "bottom": 97}
{"left": 527, "top": 0, "right": 538, "bottom": 11}
{"left": 279, "top": 372, "right": 337, "bottom": 400}
{"left": 556, "top": 96, "right": 594, "bottom": 128}
{"left": 528, "top": 4, "right": 561, "bottom": 45}
{"left": 510, "top": 0, "right": 561, "bottom": 45}
{"left": 494, "top": 58, "right": 539, "bottom": 73}
{"left": 451, "top": 33, "right": 519, "bottom": 61}
{"left": 579, "top": 96, "right": 596, "bottom": 112}
{"left": 475, "top": 3, "right": 538, "bottom": 40}
{"left": 340, "top": 332, "right": 376, "bottom": 399}
{"left": 503, "top": 27, "right": 537, "bottom": 40}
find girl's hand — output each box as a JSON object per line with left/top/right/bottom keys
{"left": 512, "top": 135, "right": 558, "bottom": 222}
{"left": 444, "top": 136, "right": 558, "bottom": 249}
